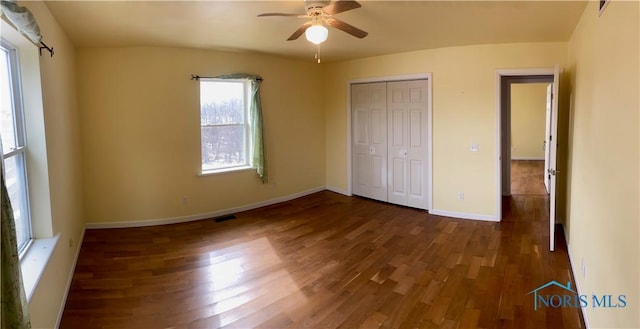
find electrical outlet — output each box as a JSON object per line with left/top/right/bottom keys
{"left": 458, "top": 192, "right": 464, "bottom": 201}
{"left": 183, "top": 196, "right": 189, "bottom": 206}
{"left": 68, "top": 238, "right": 74, "bottom": 248}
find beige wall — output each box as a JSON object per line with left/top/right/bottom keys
{"left": 510, "top": 83, "right": 547, "bottom": 160}
{"left": 565, "top": 1, "right": 639, "bottom": 327}
{"left": 324, "top": 42, "right": 567, "bottom": 217}
{"left": 19, "top": 2, "right": 85, "bottom": 328}
{"left": 76, "top": 47, "right": 325, "bottom": 224}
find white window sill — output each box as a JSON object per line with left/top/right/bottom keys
{"left": 198, "top": 166, "right": 254, "bottom": 177}
{"left": 20, "top": 234, "right": 59, "bottom": 301}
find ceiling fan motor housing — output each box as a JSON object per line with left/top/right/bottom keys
{"left": 305, "top": 0, "right": 331, "bottom": 15}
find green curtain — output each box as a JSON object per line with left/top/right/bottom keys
{"left": 213, "top": 74, "right": 267, "bottom": 183}
{"left": 1, "top": 157, "right": 32, "bottom": 329}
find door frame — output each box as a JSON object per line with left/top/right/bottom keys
{"left": 346, "top": 73, "right": 433, "bottom": 211}
{"left": 495, "top": 67, "right": 555, "bottom": 219}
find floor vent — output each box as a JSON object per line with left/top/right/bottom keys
{"left": 213, "top": 214, "right": 237, "bottom": 223}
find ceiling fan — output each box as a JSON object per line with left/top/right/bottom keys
{"left": 257, "top": 0, "right": 368, "bottom": 45}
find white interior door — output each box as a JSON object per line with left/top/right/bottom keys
{"left": 352, "top": 82, "right": 388, "bottom": 202}
{"left": 544, "top": 84, "right": 552, "bottom": 194}
{"left": 549, "top": 65, "right": 560, "bottom": 251}
{"left": 387, "top": 80, "right": 429, "bottom": 209}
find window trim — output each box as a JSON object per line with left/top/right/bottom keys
{"left": 199, "top": 78, "right": 253, "bottom": 175}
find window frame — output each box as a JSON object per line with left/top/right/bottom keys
{"left": 199, "top": 78, "right": 253, "bottom": 175}
{"left": 1, "top": 38, "right": 33, "bottom": 254}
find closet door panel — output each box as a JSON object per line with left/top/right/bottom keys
{"left": 387, "top": 82, "right": 409, "bottom": 205}
{"left": 387, "top": 80, "right": 428, "bottom": 209}
{"left": 351, "top": 82, "right": 388, "bottom": 202}
{"left": 405, "top": 80, "right": 429, "bottom": 209}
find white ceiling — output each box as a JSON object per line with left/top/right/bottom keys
{"left": 44, "top": 0, "right": 587, "bottom": 62}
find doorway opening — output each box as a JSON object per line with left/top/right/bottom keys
{"left": 500, "top": 75, "right": 554, "bottom": 197}
{"left": 509, "top": 82, "right": 553, "bottom": 197}
{"left": 496, "top": 66, "right": 561, "bottom": 251}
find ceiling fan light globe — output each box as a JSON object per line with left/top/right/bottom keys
{"left": 305, "top": 25, "right": 328, "bottom": 44}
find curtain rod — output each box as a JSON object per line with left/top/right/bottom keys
{"left": 190, "top": 74, "right": 263, "bottom": 82}
{"left": 39, "top": 41, "right": 54, "bottom": 57}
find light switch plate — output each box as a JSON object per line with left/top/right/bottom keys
{"left": 470, "top": 144, "right": 479, "bottom": 152}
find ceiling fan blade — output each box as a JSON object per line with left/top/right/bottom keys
{"left": 323, "top": 0, "right": 362, "bottom": 15}
{"left": 258, "top": 13, "right": 305, "bottom": 17}
{"left": 287, "top": 22, "right": 313, "bottom": 41}
{"left": 326, "top": 18, "right": 368, "bottom": 39}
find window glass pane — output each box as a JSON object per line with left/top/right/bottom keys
{"left": 0, "top": 47, "right": 17, "bottom": 153}
{"left": 200, "top": 81, "right": 244, "bottom": 125}
{"left": 201, "top": 125, "right": 247, "bottom": 171}
{"left": 4, "top": 154, "right": 30, "bottom": 250}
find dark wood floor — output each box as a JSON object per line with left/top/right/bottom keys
{"left": 511, "top": 160, "right": 547, "bottom": 196}
{"left": 60, "top": 191, "right": 583, "bottom": 329}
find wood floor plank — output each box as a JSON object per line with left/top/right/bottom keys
{"left": 60, "top": 174, "right": 584, "bottom": 329}
{"left": 359, "top": 311, "right": 387, "bottom": 329}
{"left": 511, "top": 160, "right": 547, "bottom": 195}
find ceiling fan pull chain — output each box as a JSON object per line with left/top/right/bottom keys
{"left": 316, "top": 44, "right": 321, "bottom": 64}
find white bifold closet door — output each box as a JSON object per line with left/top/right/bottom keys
{"left": 352, "top": 80, "right": 429, "bottom": 209}
{"left": 352, "top": 82, "right": 388, "bottom": 202}
{"left": 387, "top": 80, "right": 429, "bottom": 209}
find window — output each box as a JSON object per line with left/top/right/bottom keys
{"left": 1, "top": 39, "right": 32, "bottom": 253}
{"left": 200, "top": 79, "right": 252, "bottom": 173}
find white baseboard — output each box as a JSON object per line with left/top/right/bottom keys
{"left": 326, "top": 185, "right": 350, "bottom": 196}
{"left": 561, "top": 222, "right": 590, "bottom": 329}
{"left": 85, "top": 186, "right": 326, "bottom": 229}
{"left": 55, "top": 227, "right": 85, "bottom": 329}
{"left": 429, "top": 209, "right": 500, "bottom": 222}
{"left": 86, "top": 187, "right": 504, "bottom": 227}
{"left": 511, "top": 157, "right": 544, "bottom": 161}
